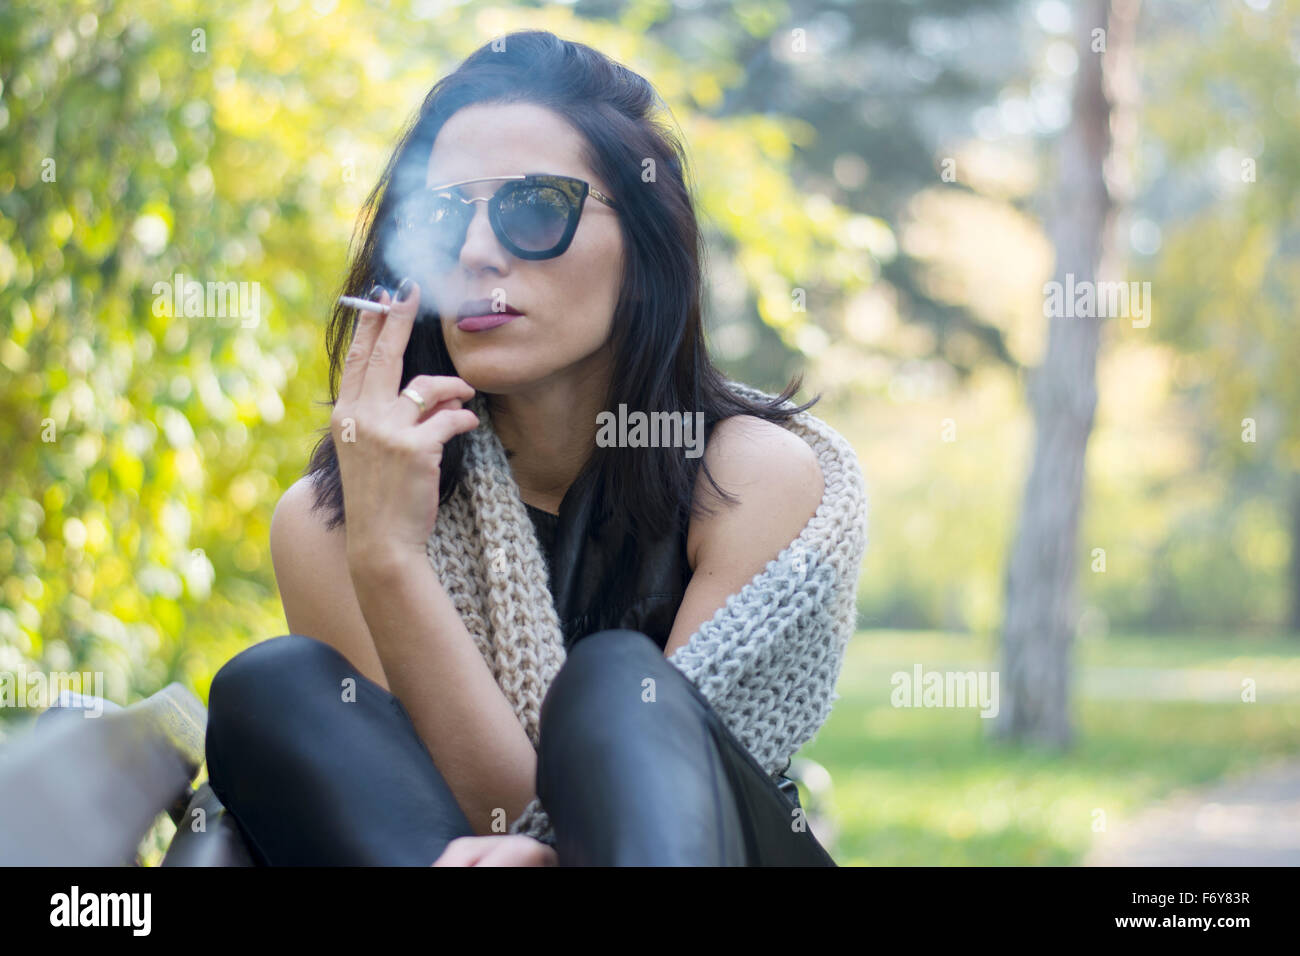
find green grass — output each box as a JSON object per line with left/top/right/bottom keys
{"left": 800, "top": 630, "right": 1300, "bottom": 865}
{"left": 119, "top": 629, "right": 1300, "bottom": 865}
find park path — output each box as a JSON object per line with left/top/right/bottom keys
{"left": 1084, "top": 757, "right": 1300, "bottom": 865}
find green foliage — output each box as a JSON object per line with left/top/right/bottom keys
{"left": 1144, "top": 0, "right": 1300, "bottom": 493}
{"left": 0, "top": 0, "right": 878, "bottom": 718}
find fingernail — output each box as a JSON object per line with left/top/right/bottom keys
{"left": 395, "top": 278, "right": 415, "bottom": 302}
{"left": 368, "top": 284, "right": 386, "bottom": 299}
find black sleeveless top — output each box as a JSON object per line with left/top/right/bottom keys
{"left": 522, "top": 463, "right": 693, "bottom": 653}
{"left": 521, "top": 451, "right": 803, "bottom": 806}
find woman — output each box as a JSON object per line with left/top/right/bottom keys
{"left": 205, "top": 30, "right": 865, "bottom": 866}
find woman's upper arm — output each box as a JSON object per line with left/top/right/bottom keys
{"left": 269, "top": 476, "right": 391, "bottom": 691}
{"left": 663, "top": 415, "right": 824, "bottom": 658}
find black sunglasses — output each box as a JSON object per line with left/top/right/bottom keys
{"left": 392, "top": 173, "right": 617, "bottom": 262}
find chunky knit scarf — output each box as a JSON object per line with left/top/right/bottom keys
{"left": 424, "top": 379, "right": 869, "bottom": 847}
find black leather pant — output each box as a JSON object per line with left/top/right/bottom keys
{"left": 205, "top": 628, "right": 836, "bottom": 866}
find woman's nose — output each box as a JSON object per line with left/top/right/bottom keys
{"left": 457, "top": 202, "right": 510, "bottom": 273}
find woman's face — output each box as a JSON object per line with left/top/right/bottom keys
{"left": 423, "top": 101, "right": 624, "bottom": 395}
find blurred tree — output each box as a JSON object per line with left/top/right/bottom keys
{"left": 995, "top": 0, "right": 1140, "bottom": 747}
{"left": 1143, "top": 0, "right": 1300, "bottom": 633}
{"left": 613, "top": 0, "right": 1029, "bottom": 389}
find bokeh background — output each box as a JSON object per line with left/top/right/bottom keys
{"left": 3, "top": 0, "right": 1299, "bottom": 865}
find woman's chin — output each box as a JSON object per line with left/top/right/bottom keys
{"left": 447, "top": 358, "right": 551, "bottom": 395}
{"left": 447, "top": 333, "right": 611, "bottom": 395}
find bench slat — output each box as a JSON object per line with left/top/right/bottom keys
{"left": 0, "top": 683, "right": 206, "bottom": 866}
{"left": 161, "top": 782, "right": 257, "bottom": 867}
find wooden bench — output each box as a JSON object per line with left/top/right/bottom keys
{"left": 0, "top": 683, "right": 254, "bottom": 866}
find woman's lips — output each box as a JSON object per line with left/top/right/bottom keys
{"left": 456, "top": 312, "right": 520, "bottom": 332}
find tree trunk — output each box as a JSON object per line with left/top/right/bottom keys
{"left": 1290, "top": 473, "right": 1300, "bottom": 634}
{"left": 994, "top": 0, "right": 1139, "bottom": 747}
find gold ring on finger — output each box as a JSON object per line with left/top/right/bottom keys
{"left": 400, "top": 385, "right": 427, "bottom": 413}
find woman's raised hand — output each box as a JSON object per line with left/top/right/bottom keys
{"left": 330, "top": 278, "right": 479, "bottom": 568}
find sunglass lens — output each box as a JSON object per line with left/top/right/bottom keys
{"left": 428, "top": 195, "right": 470, "bottom": 258}
{"left": 497, "top": 184, "right": 571, "bottom": 253}
{"left": 395, "top": 192, "right": 467, "bottom": 260}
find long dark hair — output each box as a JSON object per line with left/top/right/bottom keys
{"left": 306, "top": 29, "right": 819, "bottom": 544}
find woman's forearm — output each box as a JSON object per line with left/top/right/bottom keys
{"left": 348, "top": 545, "right": 539, "bottom": 835}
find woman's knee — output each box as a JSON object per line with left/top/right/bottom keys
{"left": 565, "top": 628, "right": 663, "bottom": 671}
{"left": 546, "top": 629, "right": 662, "bottom": 703}
{"left": 538, "top": 629, "right": 703, "bottom": 755}
{"left": 206, "top": 634, "right": 345, "bottom": 753}
{"left": 211, "top": 633, "right": 335, "bottom": 701}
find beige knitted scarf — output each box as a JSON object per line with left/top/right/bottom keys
{"left": 424, "top": 379, "right": 869, "bottom": 844}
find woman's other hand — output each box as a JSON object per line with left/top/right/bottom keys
{"left": 330, "top": 279, "right": 479, "bottom": 566}
{"left": 431, "top": 834, "right": 558, "bottom": 867}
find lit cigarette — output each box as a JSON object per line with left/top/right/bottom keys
{"left": 338, "top": 295, "right": 392, "bottom": 314}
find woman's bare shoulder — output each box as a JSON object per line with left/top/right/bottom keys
{"left": 685, "top": 414, "right": 823, "bottom": 572}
